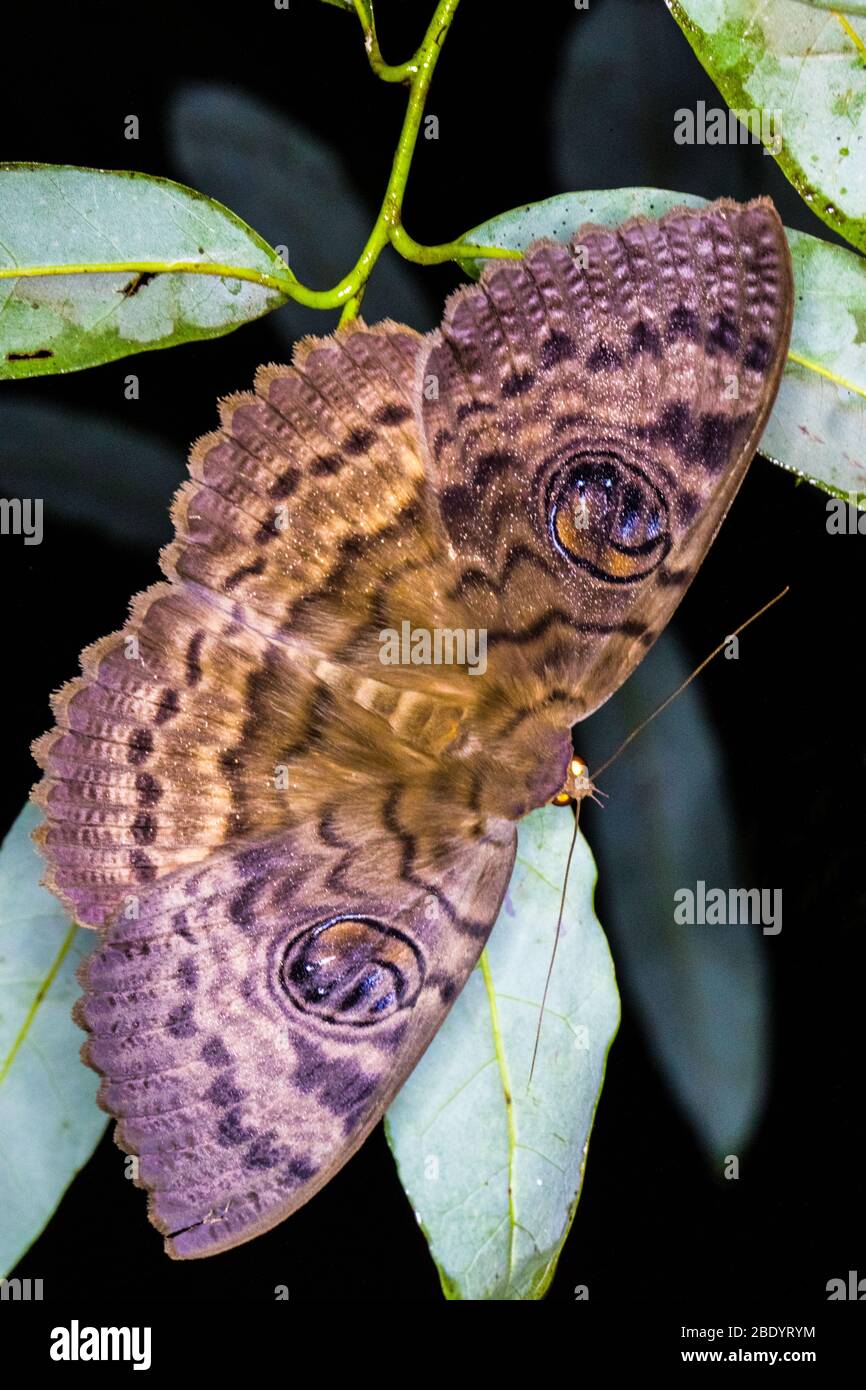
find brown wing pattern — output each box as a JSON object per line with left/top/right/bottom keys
{"left": 32, "top": 322, "right": 471, "bottom": 926}
{"left": 423, "top": 198, "right": 792, "bottom": 748}
{"left": 78, "top": 807, "right": 513, "bottom": 1258}
{"left": 31, "top": 199, "right": 793, "bottom": 1256}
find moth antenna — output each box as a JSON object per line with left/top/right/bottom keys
{"left": 528, "top": 587, "right": 788, "bottom": 1087}
{"left": 527, "top": 799, "right": 582, "bottom": 1091}
{"left": 592, "top": 585, "right": 790, "bottom": 784}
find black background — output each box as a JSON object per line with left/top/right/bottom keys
{"left": 1, "top": 0, "right": 863, "bottom": 1328}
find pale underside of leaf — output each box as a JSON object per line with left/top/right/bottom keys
{"left": 385, "top": 805, "right": 620, "bottom": 1301}
{"left": 0, "top": 165, "right": 290, "bottom": 378}
{"left": 0, "top": 804, "right": 106, "bottom": 1277}
{"left": 666, "top": 0, "right": 866, "bottom": 254}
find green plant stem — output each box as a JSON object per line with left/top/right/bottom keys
{"left": 353, "top": 0, "right": 416, "bottom": 82}
{"left": 0, "top": 0, "right": 520, "bottom": 322}
{"left": 390, "top": 223, "right": 516, "bottom": 267}
{"left": 333, "top": 0, "right": 520, "bottom": 323}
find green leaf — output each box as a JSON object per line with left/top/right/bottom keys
{"left": 791, "top": 3, "right": 866, "bottom": 14}
{"left": 167, "top": 84, "right": 437, "bottom": 338}
{"left": 666, "top": 0, "right": 866, "bottom": 253}
{"left": 0, "top": 164, "right": 292, "bottom": 379}
{"left": 552, "top": 0, "right": 760, "bottom": 208}
{"left": 0, "top": 804, "right": 106, "bottom": 1276}
{"left": 582, "top": 635, "right": 769, "bottom": 1159}
{"left": 385, "top": 805, "right": 620, "bottom": 1301}
{"left": 461, "top": 188, "right": 866, "bottom": 503}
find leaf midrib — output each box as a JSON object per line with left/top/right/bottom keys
{"left": 479, "top": 949, "right": 519, "bottom": 1293}
{"left": 0, "top": 922, "right": 77, "bottom": 1088}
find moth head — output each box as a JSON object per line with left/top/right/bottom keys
{"left": 552, "top": 756, "right": 598, "bottom": 806}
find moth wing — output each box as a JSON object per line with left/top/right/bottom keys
{"left": 422, "top": 197, "right": 793, "bottom": 722}
{"left": 32, "top": 319, "right": 521, "bottom": 1256}
{"left": 31, "top": 322, "right": 471, "bottom": 927}
{"left": 78, "top": 809, "right": 514, "bottom": 1258}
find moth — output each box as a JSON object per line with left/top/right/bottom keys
{"left": 32, "top": 198, "right": 793, "bottom": 1258}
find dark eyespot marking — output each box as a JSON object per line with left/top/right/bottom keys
{"left": 268, "top": 466, "right": 301, "bottom": 499}
{"left": 312, "top": 452, "right": 343, "bottom": 476}
{"left": 131, "top": 812, "right": 157, "bottom": 846}
{"left": 166, "top": 1002, "right": 196, "bottom": 1039}
{"left": 473, "top": 449, "right": 517, "bottom": 490}
{"left": 629, "top": 321, "right": 662, "bottom": 358}
{"left": 130, "top": 848, "right": 156, "bottom": 882}
{"left": 185, "top": 631, "right": 205, "bottom": 686}
{"left": 618, "top": 482, "right": 646, "bottom": 539}
{"left": 207, "top": 1073, "right": 243, "bottom": 1108}
{"left": 454, "top": 401, "right": 494, "bottom": 425}
{"left": 344, "top": 427, "right": 377, "bottom": 456}
{"left": 373, "top": 402, "right": 412, "bottom": 426}
{"left": 653, "top": 401, "right": 692, "bottom": 449}
{"left": 743, "top": 334, "right": 772, "bottom": 372}
{"left": 154, "top": 687, "right": 180, "bottom": 725}
{"left": 666, "top": 305, "right": 700, "bottom": 342}
{"left": 707, "top": 312, "right": 741, "bottom": 356}
{"left": 696, "top": 412, "right": 734, "bottom": 471}
{"left": 135, "top": 772, "right": 162, "bottom": 806}
{"left": 244, "top": 1132, "right": 284, "bottom": 1171}
{"left": 586, "top": 341, "right": 623, "bottom": 372}
{"left": 177, "top": 957, "right": 198, "bottom": 990}
{"left": 501, "top": 369, "right": 535, "bottom": 398}
{"left": 225, "top": 556, "right": 266, "bottom": 591}
{"left": 546, "top": 451, "right": 671, "bottom": 583}
{"left": 540, "top": 331, "right": 577, "bottom": 369}
{"left": 440, "top": 483, "right": 474, "bottom": 539}
{"left": 202, "top": 1037, "right": 232, "bottom": 1067}
{"left": 127, "top": 727, "right": 153, "bottom": 766}
{"left": 279, "top": 916, "right": 425, "bottom": 1026}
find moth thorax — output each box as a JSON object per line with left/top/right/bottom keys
{"left": 478, "top": 722, "right": 573, "bottom": 821}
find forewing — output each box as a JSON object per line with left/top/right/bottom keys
{"left": 31, "top": 322, "right": 471, "bottom": 927}
{"left": 422, "top": 197, "right": 793, "bottom": 721}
